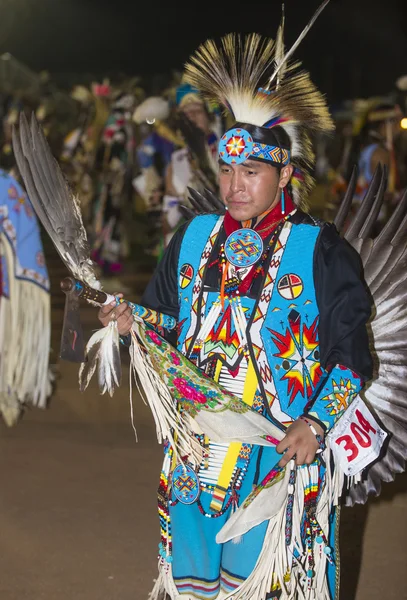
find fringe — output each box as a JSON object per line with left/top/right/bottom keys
{"left": 129, "top": 321, "right": 202, "bottom": 464}
{"left": 0, "top": 235, "right": 51, "bottom": 425}
{"left": 154, "top": 444, "right": 343, "bottom": 600}
{"left": 148, "top": 560, "right": 182, "bottom": 600}
{"left": 220, "top": 443, "right": 343, "bottom": 600}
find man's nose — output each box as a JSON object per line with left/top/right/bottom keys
{"left": 230, "top": 171, "right": 244, "bottom": 193}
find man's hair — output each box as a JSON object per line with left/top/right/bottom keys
{"left": 234, "top": 122, "right": 291, "bottom": 149}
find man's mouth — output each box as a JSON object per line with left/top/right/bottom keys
{"left": 227, "top": 199, "right": 249, "bottom": 206}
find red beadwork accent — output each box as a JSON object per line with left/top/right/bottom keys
{"left": 197, "top": 493, "right": 235, "bottom": 518}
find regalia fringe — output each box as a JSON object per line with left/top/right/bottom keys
{"left": 128, "top": 321, "right": 202, "bottom": 464}
{"left": 217, "top": 443, "right": 343, "bottom": 600}
{"left": 0, "top": 234, "right": 52, "bottom": 425}
{"left": 151, "top": 443, "right": 344, "bottom": 600}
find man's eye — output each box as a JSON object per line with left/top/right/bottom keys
{"left": 221, "top": 168, "right": 231, "bottom": 174}
{"left": 247, "top": 170, "right": 256, "bottom": 175}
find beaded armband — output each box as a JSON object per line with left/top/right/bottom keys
{"left": 304, "top": 364, "right": 363, "bottom": 432}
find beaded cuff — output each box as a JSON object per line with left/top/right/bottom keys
{"left": 304, "top": 364, "right": 363, "bottom": 432}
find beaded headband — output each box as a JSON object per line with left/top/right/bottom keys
{"left": 218, "top": 126, "right": 291, "bottom": 166}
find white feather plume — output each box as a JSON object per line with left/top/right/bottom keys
{"left": 79, "top": 321, "right": 122, "bottom": 397}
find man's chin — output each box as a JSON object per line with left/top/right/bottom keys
{"left": 227, "top": 206, "right": 255, "bottom": 221}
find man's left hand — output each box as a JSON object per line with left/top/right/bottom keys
{"left": 276, "top": 418, "right": 324, "bottom": 467}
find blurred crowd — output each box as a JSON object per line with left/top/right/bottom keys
{"left": 0, "top": 52, "right": 406, "bottom": 425}
{"left": 1, "top": 53, "right": 407, "bottom": 290}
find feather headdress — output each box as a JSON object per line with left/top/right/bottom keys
{"left": 184, "top": 1, "right": 334, "bottom": 206}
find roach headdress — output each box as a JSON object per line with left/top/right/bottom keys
{"left": 184, "top": 1, "right": 334, "bottom": 207}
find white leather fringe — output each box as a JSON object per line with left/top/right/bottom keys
{"left": 0, "top": 236, "right": 51, "bottom": 425}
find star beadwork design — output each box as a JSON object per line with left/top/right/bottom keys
{"left": 268, "top": 313, "right": 322, "bottom": 404}
{"left": 322, "top": 378, "right": 357, "bottom": 416}
{"left": 226, "top": 135, "right": 246, "bottom": 157}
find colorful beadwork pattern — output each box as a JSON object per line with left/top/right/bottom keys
{"left": 277, "top": 273, "right": 304, "bottom": 300}
{"left": 157, "top": 443, "right": 173, "bottom": 562}
{"left": 218, "top": 127, "right": 291, "bottom": 166}
{"left": 252, "top": 143, "right": 290, "bottom": 165}
{"left": 268, "top": 313, "right": 323, "bottom": 405}
{"left": 219, "top": 128, "right": 254, "bottom": 164}
{"left": 224, "top": 228, "right": 264, "bottom": 267}
{"left": 179, "top": 263, "right": 194, "bottom": 289}
{"left": 172, "top": 464, "right": 200, "bottom": 504}
{"left": 306, "top": 363, "right": 362, "bottom": 430}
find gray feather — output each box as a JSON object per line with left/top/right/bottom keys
{"left": 333, "top": 165, "right": 358, "bottom": 232}
{"left": 12, "top": 113, "right": 98, "bottom": 287}
{"left": 345, "top": 165, "right": 384, "bottom": 242}
{"left": 336, "top": 169, "right": 407, "bottom": 504}
{"left": 179, "top": 205, "right": 196, "bottom": 220}
{"left": 187, "top": 186, "right": 226, "bottom": 215}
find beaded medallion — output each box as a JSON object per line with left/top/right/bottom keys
{"left": 172, "top": 464, "right": 200, "bottom": 505}
{"left": 218, "top": 127, "right": 253, "bottom": 165}
{"left": 224, "top": 228, "right": 264, "bottom": 267}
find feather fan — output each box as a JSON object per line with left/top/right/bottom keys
{"left": 334, "top": 166, "right": 407, "bottom": 505}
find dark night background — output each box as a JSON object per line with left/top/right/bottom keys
{"left": 0, "top": 0, "right": 406, "bottom": 104}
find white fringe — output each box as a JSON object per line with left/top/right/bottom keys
{"left": 220, "top": 444, "right": 342, "bottom": 600}
{"left": 0, "top": 235, "right": 51, "bottom": 425}
{"left": 129, "top": 321, "right": 201, "bottom": 464}
{"left": 148, "top": 559, "right": 182, "bottom": 600}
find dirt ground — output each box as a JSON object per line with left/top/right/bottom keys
{"left": 0, "top": 252, "right": 405, "bottom": 600}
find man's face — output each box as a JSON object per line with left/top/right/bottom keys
{"left": 219, "top": 159, "right": 284, "bottom": 221}
{"left": 181, "top": 102, "right": 210, "bottom": 134}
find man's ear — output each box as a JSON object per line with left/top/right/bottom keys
{"left": 279, "top": 164, "right": 294, "bottom": 188}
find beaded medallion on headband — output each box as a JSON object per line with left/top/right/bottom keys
{"left": 219, "top": 127, "right": 254, "bottom": 165}
{"left": 225, "top": 229, "right": 264, "bottom": 267}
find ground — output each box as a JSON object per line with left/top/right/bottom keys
{"left": 0, "top": 247, "right": 405, "bottom": 600}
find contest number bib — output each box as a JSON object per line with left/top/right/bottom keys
{"left": 328, "top": 397, "right": 388, "bottom": 477}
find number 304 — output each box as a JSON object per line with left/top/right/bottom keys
{"left": 335, "top": 410, "right": 377, "bottom": 462}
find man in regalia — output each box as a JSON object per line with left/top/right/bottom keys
{"left": 99, "top": 19, "right": 373, "bottom": 600}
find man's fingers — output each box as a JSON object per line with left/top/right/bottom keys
{"left": 121, "top": 314, "right": 134, "bottom": 329}
{"left": 118, "top": 315, "right": 134, "bottom": 336}
{"left": 103, "top": 303, "right": 131, "bottom": 324}
{"left": 99, "top": 302, "right": 116, "bottom": 316}
{"left": 278, "top": 446, "right": 296, "bottom": 467}
{"left": 114, "top": 302, "right": 131, "bottom": 318}
{"left": 98, "top": 300, "right": 131, "bottom": 328}
{"left": 100, "top": 293, "right": 124, "bottom": 315}
{"left": 295, "top": 449, "right": 307, "bottom": 466}
{"left": 305, "top": 453, "right": 316, "bottom": 465}
{"left": 276, "top": 436, "right": 291, "bottom": 455}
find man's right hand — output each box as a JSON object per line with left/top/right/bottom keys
{"left": 98, "top": 293, "right": 134, "bottom": 336}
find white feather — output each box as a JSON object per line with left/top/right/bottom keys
{"left": 79, "top": 321, "right": 121, "bottom": 397}
{"left": 267, "top": 0, "right": 331, "bottom": 88}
